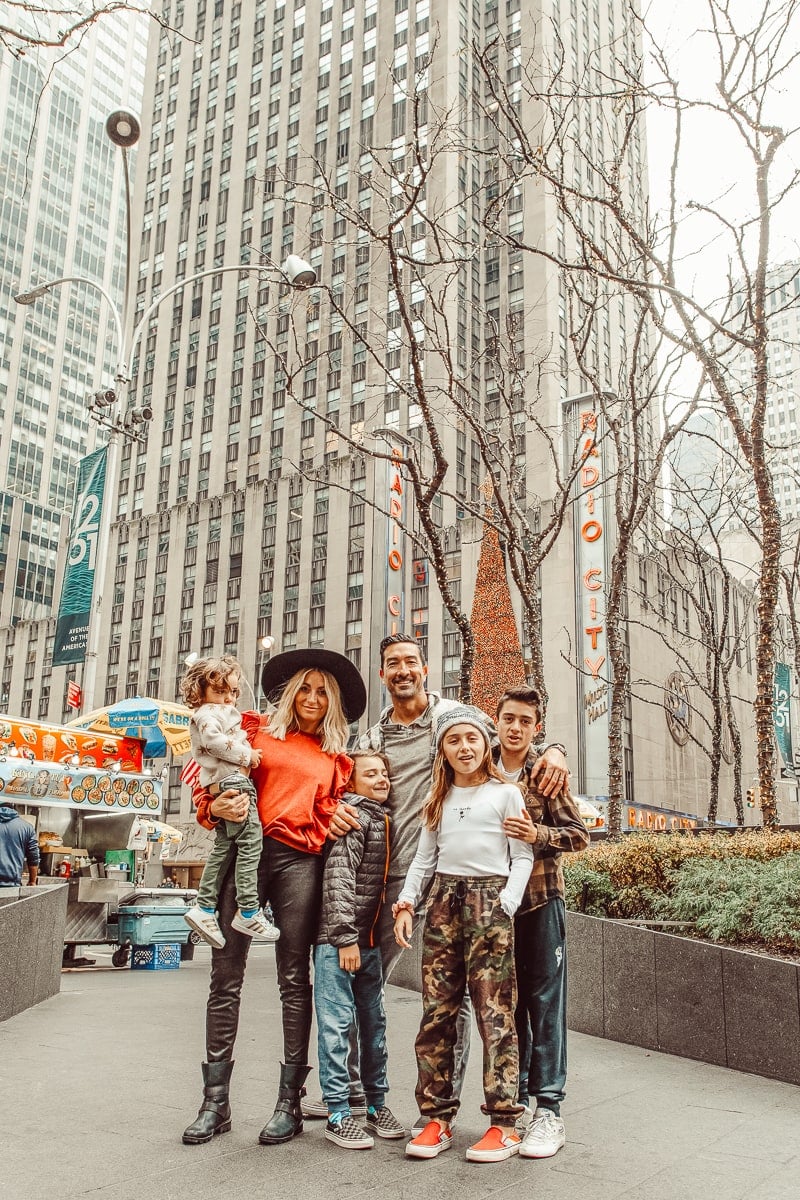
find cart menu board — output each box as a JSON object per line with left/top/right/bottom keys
{"left": 0, "top": 758, "right": 162, "bottom": 813}
{"left": 0, "top": 714, "right": 143, "bottom": 772}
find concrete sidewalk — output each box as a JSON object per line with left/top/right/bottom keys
{"left": 2, "top": 947, "right": 799, "bottom": 1200}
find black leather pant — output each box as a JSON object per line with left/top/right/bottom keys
{"left": 206, "top": 836, "right": 323, "bottom": 1065}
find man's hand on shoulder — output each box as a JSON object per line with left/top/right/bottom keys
{"left": 327, "top": 801, "right": 361, "bottom": 841}
{"left": 531, "top": 745, "right": 569, "bottom": 797}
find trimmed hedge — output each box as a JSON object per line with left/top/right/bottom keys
{"left": 563, "top": 831, "right": 800, "bottom": 954}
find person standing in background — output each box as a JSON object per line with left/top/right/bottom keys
{"left": 0, "top": 804, "right": 39, "bottom": 887}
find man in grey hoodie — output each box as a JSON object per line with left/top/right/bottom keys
{"left": 0, "top": 804, "right": 40, "bottom": 887}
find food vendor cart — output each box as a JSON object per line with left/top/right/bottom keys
{"left": 0, "top": 712, "right": 194, "bottom": 965}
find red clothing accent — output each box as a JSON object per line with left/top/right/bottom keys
{"left": 193, "top": 711, "right": 352, "bottom": 855}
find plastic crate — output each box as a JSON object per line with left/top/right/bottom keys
{"left": 130, "top": 943, "right": 181, "bottom": 971}
{"left": 118, "top": 905, "right": 191, "bottom": 945}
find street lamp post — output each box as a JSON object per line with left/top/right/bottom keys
{"left": 256, "top": 635, "right": 276, "bottom": 709}
{"left": 15, "top": 109, "right": 317, "bottom": 714}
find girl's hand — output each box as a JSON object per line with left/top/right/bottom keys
{"left": 503, "top": 808, "right": 536, "bottom": 843}
{"left": 339, "top": 944, "right": 361, "bottom": 973}
{"left": 394, "top": 909, "right": 413, "bottom": 949}
{"left": 210, "top": 789, "right": 249, "bottom": 823}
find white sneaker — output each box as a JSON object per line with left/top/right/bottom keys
{"left": 515, "top": 1105, "right": 534, "bottom": 1133}
{"left": 230, "top": 908, "right": 281, "bottom": 941}
{"left": 184, "top": 906, "right": 226, "bottom": 949}
{"left": 519, "top": 1108, "right": 566, "bottom": 1158}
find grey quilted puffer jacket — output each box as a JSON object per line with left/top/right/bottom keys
{"left": 316, "top": 792, "right": 390, "bottom": 948}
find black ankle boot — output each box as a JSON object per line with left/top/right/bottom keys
{"left": 258, "top": 1063, "right": 311, "bottom": 1145}
{"left": 182, "top": 1061, "right": 234, "bottom": 1145}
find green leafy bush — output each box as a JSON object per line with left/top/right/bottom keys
{"left": 563, "top": 831, "right": 800, "bottom": 954}
{"left": 656, "top": 854, "right": 800, "bottom": 952}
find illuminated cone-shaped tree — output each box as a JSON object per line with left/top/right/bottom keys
{"left": 470, "top": 502, "right": 527, "bottom": 718}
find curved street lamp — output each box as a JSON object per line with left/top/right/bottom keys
{"left": 14, "top": 109, "right": 316, "bottom": 713}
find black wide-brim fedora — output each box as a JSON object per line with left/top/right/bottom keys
{"left": 260, "top": 648, "right": 367, "bottom": 722}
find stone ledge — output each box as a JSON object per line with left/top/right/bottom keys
{"left": 0, "top": 883, "right": 68, "bottom": 1022}
{"left": 566, "top": 910, "right": 800, "bottom": 1086}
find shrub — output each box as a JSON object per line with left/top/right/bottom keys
{"left": 563, "top": 830, "right": 800, "bottom": 954}
{"left": 657, "top": 855, "right": 800, "bottom": 953}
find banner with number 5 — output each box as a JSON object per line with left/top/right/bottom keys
{"left": 53, "top": 446, "right": 107, "bottom": 666}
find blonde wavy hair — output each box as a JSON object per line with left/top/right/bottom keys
{"left": 421, "top": 737, "right": 505, "bottom": 830}
{"left": 268, "top": 668, "right": 349, "bottom": 755}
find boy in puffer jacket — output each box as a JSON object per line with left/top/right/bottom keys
{"left": 313, "top": 751, "right": 405, "bottom": 1150}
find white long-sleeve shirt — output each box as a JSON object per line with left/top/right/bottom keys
{"left": 397, "top": 779, "right": 534, "bottom": 917}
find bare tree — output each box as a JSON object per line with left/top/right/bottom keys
{"left": 0, "top": 2, "right": 168, "bottom": 57}
{"left": 251, "top": 56, "right": 577, "bottom": 709}
{"left": 478, "top": 0, "right": 800, "bottom": 824}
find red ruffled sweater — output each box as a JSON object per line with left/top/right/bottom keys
{"left": 193, "top": 711, "right": 352, "bottom": 855}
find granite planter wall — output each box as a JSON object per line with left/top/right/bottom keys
{"left": 0, "top": 883, "right": 68, "bottom": 1022}
{"left": 390, "top": 909, "right": 800, "bottom": 1086}
{"left": 566, "top": 910, "right": 800, "bottom": 1086}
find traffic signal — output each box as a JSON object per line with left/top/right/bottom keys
{"left": 746, "top": 788, "right": 755, "bottom": 808}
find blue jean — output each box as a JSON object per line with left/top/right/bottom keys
{"left": 313, "top": 944, "right": 389, "bottom": 1116}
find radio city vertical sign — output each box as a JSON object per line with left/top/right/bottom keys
{"left": 53, "top": 446, "right": 108, "bottom": 666}
{"left": 385, "top": 445, "right": 405, "bottom": 634}
{"left": 565, "top": 398, "right": 611, "bottom": 794}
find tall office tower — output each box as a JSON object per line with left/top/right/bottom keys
{"left": 89, "top": 0, "right": 652, "bottom": 817}
{"left": 0, "top": 6, "right": 148, "bottom": 712}
{"left": 11, "top": 0, "right": 719, "bottom": 820}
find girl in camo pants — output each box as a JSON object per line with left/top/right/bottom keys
{"left": 393, "top": 705, "right": 533, "bottom": 1165}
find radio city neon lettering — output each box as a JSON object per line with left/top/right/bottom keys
{"left": 579, "top": 411, "right": 605, "bottom": 682}
{"left": 386, "top": 448, "right": 405, "bottom": 633}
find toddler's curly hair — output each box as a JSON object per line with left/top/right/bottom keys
{"left": 180, "top": 654, "right": 242, "bottom": 709}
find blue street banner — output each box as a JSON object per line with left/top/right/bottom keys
{"left": 53, "top": 447, "right": 107, "bottom": 666}
{"left": 773, "top": 663, "right": 796, "bottom": 780}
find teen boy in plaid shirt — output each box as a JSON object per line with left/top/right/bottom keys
{"left": 495, "top": 685, "right": 589, "bottom": 1160}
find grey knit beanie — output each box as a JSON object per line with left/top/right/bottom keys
{"left": 432, "top": 704, "right": 493, "bottom": 756}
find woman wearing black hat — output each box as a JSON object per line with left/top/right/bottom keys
{"left": 182, "top": 648, "right": 367, "bottom": 1149}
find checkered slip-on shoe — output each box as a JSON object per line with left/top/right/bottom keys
{"left": 365, "top": 1106, "right": 405, "bottom": 1139}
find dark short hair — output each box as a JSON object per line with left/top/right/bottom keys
{"left": 496, "top": 684, "right": 542, "bottom": 723}
{"left": 379, "top": 633, "right": 426, "bottom": 667}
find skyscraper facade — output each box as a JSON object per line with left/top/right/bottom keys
{"left": 0, "top": 5, "right": 148, "bottom": 713}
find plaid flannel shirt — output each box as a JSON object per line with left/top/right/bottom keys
{"left": 493, "top": 746, "right": 589, "bottom": 914}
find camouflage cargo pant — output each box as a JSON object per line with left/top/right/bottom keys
{"left": 415, "top": 874, "right": 519, "bottom": 1125}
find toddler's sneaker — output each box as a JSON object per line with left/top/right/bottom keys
{"left": 231, "top": 908, "right": 280, "bottom": 941}
{"left": 365, "top": 1105, "right": 405, "bottom": 1139}
{"left": 184, "top": 905, "right": 226, "bottom": 949}
{"left": 465, "top": 1125, "right": 521, "bottom": 1162}
{"left": 519, "top": 1108, "right": 566, "bottom": 1158}
{"left": 324, "top": 1113, "right": 374, "bottom": 1150}
{"left": 405, "top": 1120, "right": 453, "bottom": 1159}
